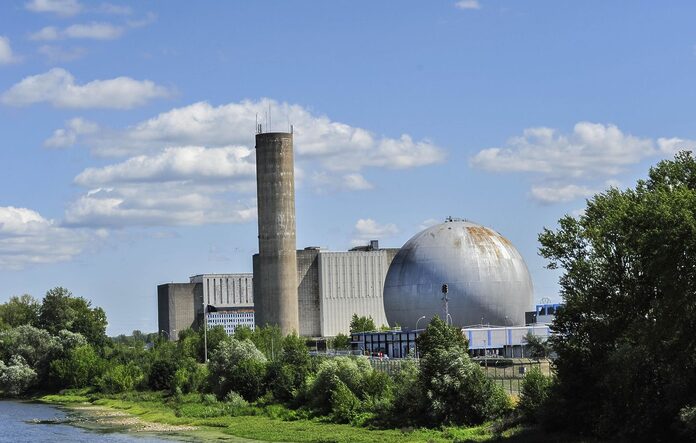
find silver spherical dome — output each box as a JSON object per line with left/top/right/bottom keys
{"left": 383, "top": 218, "right": 533, "bottom": 329}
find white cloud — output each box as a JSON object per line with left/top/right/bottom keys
{"left": 471, "top": 122, "right": 655, "bottom": 178}
{"left": 56, "top": 99, "right": 443, "bottom": 227}
{"left": 26, "top": 0, "right": 82, "bottom": 17}
{"left": 657, "top": 137, "right": 696, "bottom": 155}
{"left": 530, "top": 184, "right": 595, "bottom": 205}
{"left": 65, "top": 146, "right": 258, "bottom": 228}
{"left": 455, "top": 0, "right": 481, "bottom": 10}
{"left": 64, "top": 186, "right": 257, "bottom": 228}
{"left": 30, "top": 23, "right": 124, "bottom": 41}
{"left": 74, "top": 146, "right": 256, "bottom": 186}
{"left": 0, "top": 36, "right": 20, "bottom": 65}
{"left": 310, "top": 172, "right": 374, "bottom": 192}
{"left": 418, "top": 218, "right": 440, "bottom": 231}
{"left": 351, "top": 218, "right": 398, "bottom": 246}
{"left": 45, "top": 117, "right": 99, "bottom": 148}
{"left": 47, "top": 100, "right": 445, "bottom": 168}
{"left": 0, "top": 206, "right": 95, "bottom": 269}
{"left": 1, "top": 68, "right": 170, "bottom": 109}
{"left": 470, "top": 121, "right": 696, "bottom": 204}
{"left": 37, "top": 45, "right": 87, "bottom": 62}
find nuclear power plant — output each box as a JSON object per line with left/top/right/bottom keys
{"left": 157, "top": 127, "right": 537, "bottom": 342}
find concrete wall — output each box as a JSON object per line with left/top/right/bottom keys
{"left": 297, "top": 249, "right": 321, "bottom": 337}
{"left": 254, "top": 132, "right": 299, "bottom": 335}
{"left": 190, "top": 273, "right": 253, "bottom": 307}
{"left": 317, "top": 251, "right": 391, "bottom": 336}
{"left": 157, "top": 283, "right": 201, "bottom": 340}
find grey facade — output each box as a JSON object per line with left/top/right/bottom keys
{"left": 254, "top": 132, "right": 299, "bottom": 335}
{"left": 157, "top": 283, "right": 202, "bottom": 341}
{"left": 255, "top": 246, "right": 399, "bottom": 337}
{"left": 383, "top": 218, "right": 534, "bottom": 329}
{"left": 190, "top": 273, "right": 253, "bottom": 307}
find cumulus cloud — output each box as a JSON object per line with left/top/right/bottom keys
{"left": 0, "top": 206, "right": 96, "bottom": 269}
{"left": 418, "top": 218, "right": 440, "bottom": 231}
{"left": 64, "top": 186, "right": 256, "bottom": 228}
{"left": 1, "top": 68, "right": 170, "bottom": 109}
{"left": 455, "top": 0, "right": 481, "bottom": 10}
{"left": 26, "top": 0, "right": 82, "bottom": 16}
{"left": 45, "top": 117, "right": 98, "bottom": 147}
{"left": 530, "top": 184, "right": 595, "bottom": 205}
{"left": 74, "top": 146, "right": 256, "bottom": 186}
{"left": 351, "top": 218, "right": 398, "bottom": 246}
{"left": 30, "top": 23, "right": 124, "bottom": 41}
{"left": 471, "top": 122, "right": 655, "bottom": 178}
{"left": 47, "top": 100, "right": 445, "bottom": 167}
{"left": 470, "top": 121, "right": 696, "bottom": 204}
{"left": 0, "top": 36, "right": 20, "bottom": 65}
{"left": 56, "top": 99, "right": 443, "bottom": 227}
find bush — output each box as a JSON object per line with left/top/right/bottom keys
{"left": 148, "top": 358, "right": 178, "bottom": 391}
{"left": 50, "top": 344, "right": 104, "bottom": 389}
{"left": 0, "top": 356, "right": 37, "bottom": 396}
{"left": 518, "top": 367, "right": 552, "bottom": 423}
{"left": 96, "top": 362, "right": 143, "bottom": 393}
{"left": 330, "top": 379, "right": 361, "bottom": 423}
{"left": 208, "top": 338, "right": 267, "bottom": 401}
{"left": 172, "top": 357, "right": 208, "bottom": 394}
{"left": 679, "top": 405, "right": 696, "bottom": 439}
{"left": 418, "top": 347, "right": 511, "bottom": 426}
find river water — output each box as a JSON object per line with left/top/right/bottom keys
{"left": 0, "top": 400, "right": 179, "bottom": 443}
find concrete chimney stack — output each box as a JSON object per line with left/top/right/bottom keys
{"left": 253, "top": 131, "right": 299, "bottom": 334}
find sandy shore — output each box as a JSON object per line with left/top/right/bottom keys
{"left": 69, "top": 404, "right": 198, "bottom": 433}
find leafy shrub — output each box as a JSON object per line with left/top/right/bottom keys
{"left": 96, "top": 362, "right": 143, "bottom": 393}
{"left": 518, "top": 367, "right": 552, "bottom": 423}
{"left": 50, "top": 344, "right": 104, "bottom": 389}
{"left": 208, "top": 338, "right": 267, "bottom": 401}
{"left": 679, "top": 405, "right": 696, "bottom": 439}
{"left": 0, "top": 355, "right": 37, "bottom": 396}
{"left": 418, "top": 347, "right": 511, "bottom": 426}
{"left": 172, "top": 357, "right": 208, "bottom": 394}
{"left": 330, "top": 379, "right": 361, "bottom": 423}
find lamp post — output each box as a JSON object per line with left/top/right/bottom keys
{"left": 159, "top": 330, "right": 170, "bottom": 340}
{"left": 414, "top": 315, "right": 426, "bottom": 359}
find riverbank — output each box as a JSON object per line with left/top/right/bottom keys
{"left": 37, "top": 390, "right": 510, "bottom": 442}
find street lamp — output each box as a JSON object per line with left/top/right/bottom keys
{"left": 414, "top": 315, "right": 426, "bottom": 359}
{"left": 159, "top": 330, "right": 170, "bottom": 340}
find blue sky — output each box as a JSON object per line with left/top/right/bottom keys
{"left": 1, "top": 0, "right": 695, "bottom": 334}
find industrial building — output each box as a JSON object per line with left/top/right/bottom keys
{"left": 351, "top": 324, "right": 550, "bottom": 359}
{"left": 383, "top": 217, "right": 534, "bottom": 329}
{"left": 157, "top": 282, "right": 201, "bottom": 341}
{"left": 157, "top": 273, "right": 254, "bottom": 340}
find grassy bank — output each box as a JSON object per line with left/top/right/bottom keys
{"left": 38, "top": 389, "right": 516, "bottom": 442}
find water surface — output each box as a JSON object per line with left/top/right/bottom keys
{"left": 0, "top": 400, "right": 177, "bottom": 443}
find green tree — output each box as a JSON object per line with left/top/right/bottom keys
{"left": 208, "top": 338, "right": 267, "bottom": 401}
{"left": 522, "top": 332, "right": 550, "bottom": 359}
{"left": 0, "top": 325, "right": 62, "bottom": 383}
{"left": 267, "top": 333, "right": 311, "bottom": 402}
{"left": 538, "top": 151, "right": 696, "bottom": 439}
{"left": 38, "top": 287, "right": 107, "bottom": 347}
{"left": 416, "top": 316, "right": 468, "bottom": 358}
{"left": 349, "top": 314, "right": 376, "bottom": 333}
{"left": 50, "top": 344, "right": 105, "bottom": 389}
{"left": 0, "top": 295, "right": 41, "bottom": 328}
{"left": 332, "top": 333, "right": 351, "bottom": 350}
{"left": 518, "top": 367, "right": 553, "bottom": 423}
{"left": 96, "top": 362, "right": 144, "bottom": 393}
{"left": 0, "top": 356, "right": 37, "bottom": 396}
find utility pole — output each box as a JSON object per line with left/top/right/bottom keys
{"left": 441, "top": 283, "right": 449, "bottom": 325}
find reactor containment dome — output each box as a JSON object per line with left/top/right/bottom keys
{"left": 383, "top": 218, "right": 533, "bottom": 329}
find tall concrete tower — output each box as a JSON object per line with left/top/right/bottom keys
{"left": 254, "top": 131, "right": 299, "bottom": 334}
